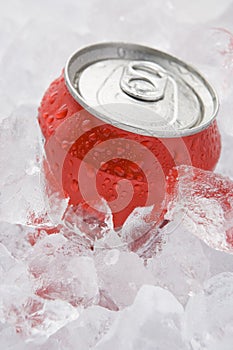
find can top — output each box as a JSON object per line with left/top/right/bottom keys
{"left": 65, "top": 42, "right": 219, "bottom": 138}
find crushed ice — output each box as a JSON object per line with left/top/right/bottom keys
{"left": 1, "top": 0, "right": 233, "bottom": 349}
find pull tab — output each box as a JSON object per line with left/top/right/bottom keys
{"left": 120, "top": 61, "right": 168, "bottom": 102}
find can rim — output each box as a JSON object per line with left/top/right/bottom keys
{"left": 64, "top": 42, "right": 219, "bottom": 138}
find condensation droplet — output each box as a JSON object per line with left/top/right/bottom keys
{"left": 56, "top": 104, "right": 68, "bottom": 119}
{"left": 71, "top": 179, "right": 79, "bottom": 192}
{"left": 104, "top": 177, "right": 111, "bottom": 184}
{"left": 47, "top": 115, "right": 54, "bottom": 124}
{"left": 114, "top": 166, "right": 125, "bottom": 177}
{"left": 49, "top": 91, "right": 58, "bottom": 104}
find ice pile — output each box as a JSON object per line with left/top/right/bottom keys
{"left": 1, "top": 109, "right": 233, "bottom": 349}
{"left": 1, "top": 0, "right": 233, "bottom": 349}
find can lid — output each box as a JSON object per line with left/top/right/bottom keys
{"left": 65, "top": 42, "right": 219, "bottom": 138}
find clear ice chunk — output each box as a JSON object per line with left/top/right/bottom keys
{"left": 28, "top": 234, "right": 99, "bottom": 307}
{"left": 44, "top": 305, "right": 116, "bottom": 350}
{"left": 165, "top": 165, "right": 233, "bottom": 253}
{"left": 95, "top": 285, "right": 189, "bottom": 350}
{"left": 94, "top": 250, "right": 155, "bottom": 309}
{"left": 147, "top": 223, "right": 210, "bottom": 304}
{"left": 120, "top": 205, "right": 165, "bottom": 257}
{"left": 184, "top": 272, "right": 233, "bottom": 349}
{"left": 0, "top": 106, "right": 49, "bottom": 226}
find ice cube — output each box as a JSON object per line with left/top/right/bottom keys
{"left": 43, "top": 305, "right": 116, "bottom": 350}
{"left": 0, "top": 243, "right": 30, "bottom": 294}
{"left": 184, "top": 272, "right": 233, "bottom": 349}
{"left": 0, "top": 106, "right": 49, "bottom": 226}
{"left": 28, "top": 233, "right": 99, "bottom": 307}
{"left": 147, "top": 222, "right": 210, "bottom": 304}
{"left": 63, "top": 199, "right": 114, "bottom": 241}
{"left": 0, "top": 222, "right": 35, "bottom": 259}
{"left": 95, "top": 285, "right": 188, "bottom": 350}
{"left": 165, "top": 165, "right": 233, "bottom": 253}
{"left": 0, "top": 242, "right": 79, "bottom": 342}
{"left": 94, "top": 250, "right": 155, "bottom": 309}
{"left": 0, "top": 105, "right": 70, "bottom": 228}
{"left": 201, "top": 240, "right": 233, "bottom": 277}
{"left": 1, "top": 295, "right": 79, "bottom": 342}
{"left": 94, "top": 229, "right": 124, "bottom": 252}
{"left": 120, "top": 205, "right": 165, "bottom": 257}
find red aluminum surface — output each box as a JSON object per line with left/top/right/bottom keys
{"left": 38, "top": 73, "right": 221, "bottom": 228}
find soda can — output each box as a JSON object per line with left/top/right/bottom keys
{"left": 38, "top": 42, "right": 221, "bottom": 230}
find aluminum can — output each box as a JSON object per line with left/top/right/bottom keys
{"left": 38, "top": 43, "right": 221, "bottom": 229}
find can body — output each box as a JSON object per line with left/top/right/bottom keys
{"left": 38, "top": 73, "right": 221, "bottom": 228}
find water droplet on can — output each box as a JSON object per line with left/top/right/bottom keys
{"left": 71, "top": 179, "right": 79, "bottom": 192}
{"left": 114, "top": 166, "right": 125, "bottom": 177}
{"left": 47, "top": 115, "right": 54, "bottom": 124}
{"left": 49, "top": 91, "right": 58, "bottom": 104}
{"left": 56, "top": 104, "right": 68, "bottom": 119}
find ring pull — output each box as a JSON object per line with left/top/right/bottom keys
{"left": 120, "top": 61, "right": 168, "bottom": 102}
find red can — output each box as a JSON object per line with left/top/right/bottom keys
{"left": 38, "top": 43, "right": 221, "bottom": 229}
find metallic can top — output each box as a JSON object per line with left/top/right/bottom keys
{"left": 65, "top": 42, "right": 219, "bottom": 138}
